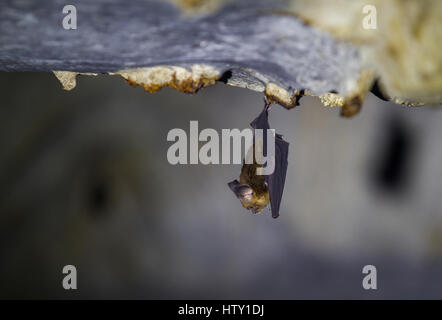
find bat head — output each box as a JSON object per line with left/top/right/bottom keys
{"left": 228, "top": 180, "right": 253, "bottom": 201}
{"left": 228, "top": 180, "right": 270, "bottom": 214}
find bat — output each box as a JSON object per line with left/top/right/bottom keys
{"left": 228, "top": 101, "right": 289, "bottom": 218}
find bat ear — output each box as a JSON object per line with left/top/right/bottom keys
{"left": 228, "top": 180, "right": 240, "bottom": 193}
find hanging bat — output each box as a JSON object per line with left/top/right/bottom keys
{"left": 228, "top": 101, "right": 289, "bottom": 218}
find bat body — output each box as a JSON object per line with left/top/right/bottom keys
{"left": 228, "top": 102, "right": 289, "bottom": 218}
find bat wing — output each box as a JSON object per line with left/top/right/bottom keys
{"left": 250, "top": 108, "right": 270, "bottom": 131}
{"left": 268, "top": 134, "right": 289, "bottom": 218}
{"left": 250, "top": 107, "right": 270, "bottom": 158}
{"left": 250, "top": 108, "right": 289, "bottom": 218}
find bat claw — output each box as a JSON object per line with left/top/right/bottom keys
{"left": 263, "top": 97, "right": 272, "bottom": 111}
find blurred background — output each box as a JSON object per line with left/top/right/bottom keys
{"left": 1, "top": 71, "right": 442, "bottom": 299}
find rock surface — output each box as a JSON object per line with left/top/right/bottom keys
{"left": 0, "top": 0, "right": 364, "bottom": 110}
